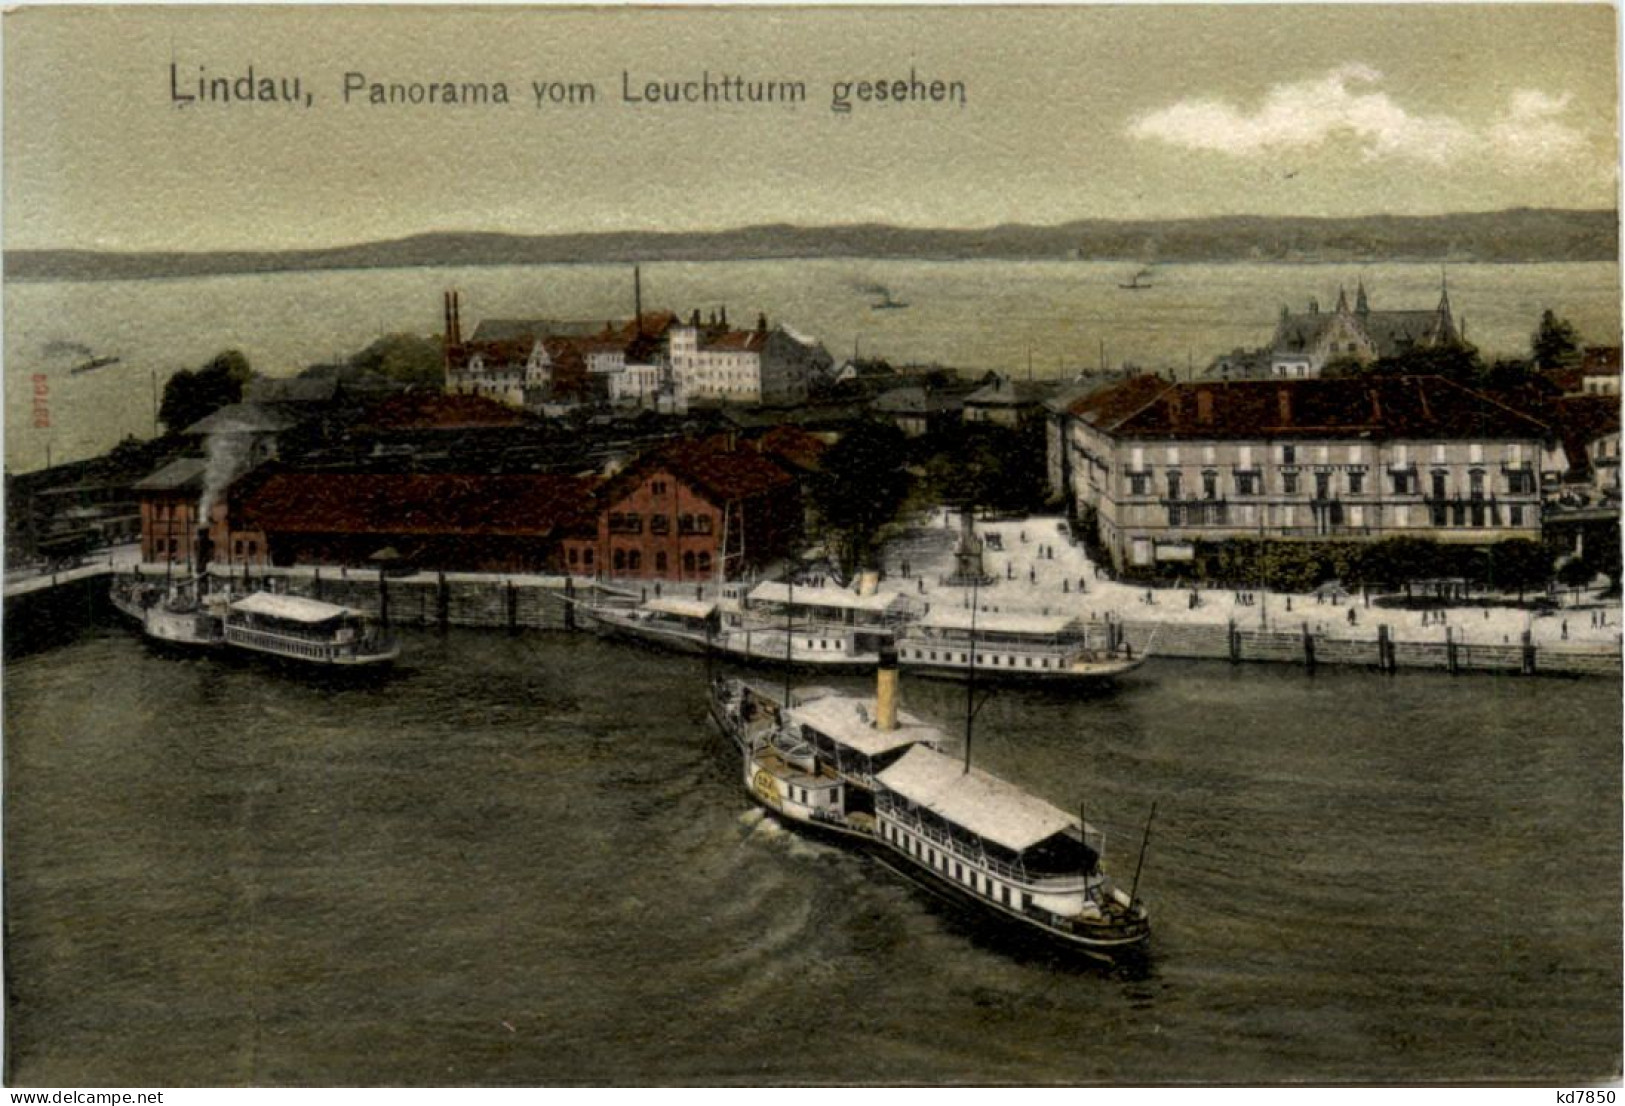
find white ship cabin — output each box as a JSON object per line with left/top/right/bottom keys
{"left": 739, "top": 582, "right": 911, "bottom": 654}
{"left": 874, "top": 744, "right": 1111, "bottom": 922}
{"left": 225, "top": 592, "right": 388, "bottom": 663}
{"left": 899, "top": 609, "right": 1089, "bottom": 673}
{"left": 634, "top": 596, "right": 719, "bottom": 631}
{"left": 757, "top": 691, "right": 945, "bottom": 829}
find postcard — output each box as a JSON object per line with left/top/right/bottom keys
{"left": 3, "top": 3, "right": 1620, "bottom": 1090}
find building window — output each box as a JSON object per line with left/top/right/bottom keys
{"left": 651, "top": 480, "right": 667, "bottom": 496}
{"left": 613, "top": 549, "right": 627, "bottom": 571}
{"left": 1129, "top": 473, "right": 1150, "bottom": 497}
{"left": 1314, "top": 472, "right": 1331, "bottom": 500}
{"left": 1510, "top": 504, "right": 1524, "bottom": 526}
{"left": 1166, "top": 472, "right": 1182, "bottom": 500}
{"left": 655, "top": 551, "right": 667, "bottom": 573}
{"left": 568, "top": 548, "right": 579, "bottom": 565}
{"left": 1348, "top": 471, "right": 1364, "bottom": 495}
{"left": 1202, "top": 472, "right": 1217, "bottom": 500}
{"left": 698, "top": 552, "right": 711, "bottom": 574}
{"left": 1282, "top": 472, "right": 1299, "bottom": 495}
{"left": 1235, "top": 472, "right": 1258, "bottom": 496}
{"left": 234, "top": 540, "right": 244, "bottom": 556}
{"left": 1281, "top": 444, "right": 1296, "bottom": 465}
{"left": 1432, "top": 472, "right": 1448, "bottom": 499}
{"left": 683, "top": 551, "right": 696, "bottom": 573}
{"left": 583, "top": 547, "right": 594, "bottom": 567}
{"left": 1469, "top": 470, "right": 1485, "bottom": 499}
{"left": 650, "top": 515, "right": 670, "bottom": 535}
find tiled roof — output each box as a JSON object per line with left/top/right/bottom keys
{"left": 872, "top": 386, "right": 962, "bottom": 415}
{"left": 183, "top": 403, "right": 304, "bottom": 436}
{"left": 238, "top": 472, "right": 599, "bottom": 537}
{"left": 1072, "top": 375, "right": 1550, "bottom": 442}
{"left": 705, "top": 329, "right": 767, "bottom": 353}
{"left": 658, "top": 436, "right": 797, "bottom": 502}
{"left": 963, "top": 378, "right": 1053, "bottom": 407}
{"left": 1549, "top": 395, "right": 1622, "bottom": 482}
{"left": 360, "top": 393, "right": 530, "bottom": 430}
{"left": 133, "top": 457, "right": 207, "bottom": 493}
{"left": 603, "top": 435, "right": 797, "bottom": 507}
{"left": 1582, "top": 346, "right": 1621, "bottom": 377}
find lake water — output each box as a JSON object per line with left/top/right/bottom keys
{"left": 6, "top": 258, "right": 1621, "bottom": 472}
{"left": 4, "top": 623, "right": 1618, "bottom": 1084}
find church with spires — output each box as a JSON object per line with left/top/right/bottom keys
{"left": 1265, "top": 279, "right": 1463, "bottom": 379}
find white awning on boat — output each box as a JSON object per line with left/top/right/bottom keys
{"left": 911, "top": 609, "right": 1077, "bottom": 636}
{"left": 876, "top": 745, "right": 1076, "bottom": 854}
{"left": 229, "top": 592, "right": 357, "bottom": 623}
{"left": 643, "top": 597, "right": 716, "bottom": 620}
{"left": 748, "top": 582, "right": 907, "bottom": 614}
{"left": 786, "top": 694, "right": 945, "bottom": 757}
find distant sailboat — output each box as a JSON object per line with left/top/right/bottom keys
{"left": 1118, "top": 268, "right": 1155, "bottom": 291}
{"left": 871, "top": 288, "right": 910, "bottom": 311}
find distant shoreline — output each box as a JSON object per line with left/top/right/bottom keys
{"left": 7, "top": 208, "right": 1617, "bottom": 283}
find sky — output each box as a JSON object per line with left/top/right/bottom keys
{"left": 3, "top": 5, "right": 1620, "bottom": 252}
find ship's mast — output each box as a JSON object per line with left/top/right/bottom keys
{"left": 782, "top": 574, "right": 793, "bottom": 709}
{"left": 963, "top": 570, "right": 977, "bottom": 774}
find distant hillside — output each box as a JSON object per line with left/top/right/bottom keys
{"left": 6, "top": 209, "right": 1617, "bottom": 281}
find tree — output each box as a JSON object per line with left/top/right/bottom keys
{"left": 809, "top": 419, "right": 910, "bottom": 578}
{"left": 350, "top": 332, "right": 443, "bottom": 387}
{"left": 1532, "top": 309, "right": 1580, "bottom": 371}
{"left": 159, "top": 349, "right": 252, "bottom": 432}
{"left": 918, "top": 421, "right": 1047, "bottom": 515}
{"left": 1486, "top": 539, "right": 1553, "bottom": 601}
{"left": 1367, "top": 343, "right": 1484, "bottom": 386}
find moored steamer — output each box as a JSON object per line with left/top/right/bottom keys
{"left": 897, "top": 608, "right": 1146, "bottom": 683}
{"left": 592, "top": 580, "right": 912, "bottom": 669}
{"left": 223, "top": 592, "right": 399, "bottom": 667}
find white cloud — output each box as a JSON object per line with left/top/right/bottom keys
{"left": 1489, "top": 89, "right": 1586, "bottom": 165}
{"left": 1129, "top": 66, "right": 1583, "bottom": 171}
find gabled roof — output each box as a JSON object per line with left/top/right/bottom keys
{"left": 962, "top": 378, "right": 1053, "bottom": 408}
{"left": 133, "top": 457, "right": 206, "bottom": 493}
{"left": 1064, "top": 373, "right": 1173, "bottom": 429}
{"left": 237, "top": 472, "right": 599, "bottom": 537}
{"left": 1071, "top": 375, "right": 1550, "bottom": 442}
{"left": 872, "top": 386, "right": 962, "bottom": 415}
{"left": 1549, "top": 395, "right": 1622, "bottom": 482}
{"left": 877, "top": 744, "right": 1076, "bottom": 854}
{"left": 245, "top": 376, "right": 341, "bottom": 404}
{"left": 653, "top": 437, "right": 797, "bottom": 502}
{"left": 183, "top": 403, "right": 303, "bottom": 436}
{"left": 705, "top": 329, "right": 767, "bottom": 353}
{"left": 359, "top": 392, "right": 530, "bottom": 430}
{"left": 1582, "top": 345, "right": 1621, "bottom": 377}
{"left": 469, "top": 318, "right": 602, "bottom": 344}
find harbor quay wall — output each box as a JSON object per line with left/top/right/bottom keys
{"left": 1107, "top": 617, "right": 1621, "bottom": 678}
{"left": 12, "top": 561, "right": 1621, "bottom": 677}
{"left": 125, "top": 564, "right": 600, "bottom": 632}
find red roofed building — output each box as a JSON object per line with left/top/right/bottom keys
{"left": 564, "top": 435, "right": 802, "bottom": 581}
{"left": 359, "top": 391, "right": 531, "bottom": 431}
{"left": 1052, "top": 374, "right": 1553, "bottom": 571}
{"left": 228, "top": 471, "right": 599, "bottom": 572}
